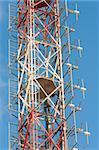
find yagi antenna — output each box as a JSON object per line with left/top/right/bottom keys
{"left": 65, "top": 2, "right": 80, "bottom": 21}
{"left": 75, "top": 3, "right": 80, "bottom": 21}
{"left": 84, "top": 122, "right": 91, "bottom": 144}
{"left": 70, "top": 39, "right": 83, "bottom": 57}
{"left": 78, "top": 39, "right": 83, "bottom": 58}
{"left": 81, "top": 79, "right": 86, "bottom": 99}
{"left": 65, "top": 0, "right": 68, "bottom": 17}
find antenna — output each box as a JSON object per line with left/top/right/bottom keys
{"left": 81, "top": 79, "right": 87, "bottom": 99}
{"left": 75, "top": 3, "right": 79, "bottom": 21}
{"left": 70, "top": 39, "right": 83, "bottom": 57}
{"left": 78, "top": 39, "right": 83, "bottom": 57}
{"left": 84, "top": 122, "right": 91, "bottom": 144}
{"left": 65, "top": 0, "right": 68, "bottom": 17}
{"left": 67, "top": 2, "right": 80, "bottom": 21}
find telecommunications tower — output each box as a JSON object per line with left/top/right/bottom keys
{"left": 8, "top": 0, "right": 90, "bottom": 150}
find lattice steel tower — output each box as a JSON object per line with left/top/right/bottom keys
{"left": 8, "top": 0, "right": 90, "bottom": 150}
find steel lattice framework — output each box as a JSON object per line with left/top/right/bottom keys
{"left": 8, "top": 0, "right": 90, "bottom": 150}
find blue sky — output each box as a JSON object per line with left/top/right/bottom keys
{"left": 76, "top": 1, "right": 99, "bottom": 150}
{"left": 0, "top": 0, "right": 99, "bottom": 150}
{"left": 0, "top": 1, "right": 9, "bottom": 150}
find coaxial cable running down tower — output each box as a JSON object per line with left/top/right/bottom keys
{"left": 8, "top": 0, "right": 90, "bottom": 150}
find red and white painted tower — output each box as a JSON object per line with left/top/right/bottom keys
{"left": 17, "top": 0, "right": 68, "bottom": 149}
{"left": 8, "top": 0, "right": 90, "bottom": 150}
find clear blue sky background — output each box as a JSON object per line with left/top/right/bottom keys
{"left": 0, "top": 0, "right": 99, "bottom": 150}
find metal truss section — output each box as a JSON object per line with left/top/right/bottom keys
{"left": 8, "top": 2, "right": 18, "bottom": 150}
{"left": 17, "top": 0, "right": 68, "bottom": 150}
{"left": 8, "top": 0, "right": 90, "bottom": 150}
